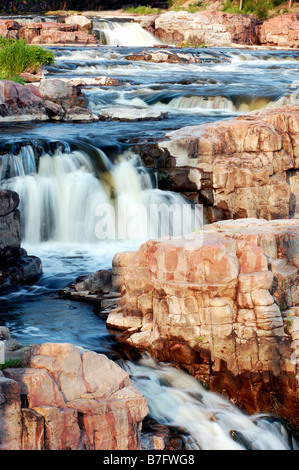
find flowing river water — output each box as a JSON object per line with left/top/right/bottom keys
{"left": 0, "top": 18, "right": 299, "bottom": 450}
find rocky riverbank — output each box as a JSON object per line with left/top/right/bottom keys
{"left": 0, "top": 11, "right": 298, "bottom": 49}
{"left": 139, "top": 10, "right": 299, "bottom": 48}
{"left": 107, "top": 217, "right": 299, "bottom": 428}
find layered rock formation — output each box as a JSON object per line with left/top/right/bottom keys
{"left": 259, "top": 13, "right": 299, "bottom": 49}
{"left": 0, "top": 189, "right": 42, "bottom": 291}
{"left": 0, "top": 19, "right": 97, "bottom": 46}
{"left": 0, "top": 342, "right": 148, "bottom": 450}
{"left": 107, "top": 218, "right": 299, "bottom": 427}
{"left": 153, "top": 10, "right": 261, "bottom": 46}
{"left": 134, "top": 105, "right": 299, "bottom": 223}
{"left": 138, "top": 11, "right": 298, "bottom": 48}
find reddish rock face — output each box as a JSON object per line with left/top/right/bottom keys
{"left": 135, "top": 106, "right": 299, "bottom": 223}
{"left": 259, "top": 13, "right": 299, "bottom": 48}
{"left": 0, "top": 80, "right": 47, "bottom": 122}
{"left": 153, "top": 10, "right": 261, "bottom": 46}
{"left": 0, "top": 343, "right": 148, "bottom": 450}
{"left": 107, "top": 218, "right": 299, "bottom": 427}
{"left": 0, "top": 19, "right": 97, "bottom": 46}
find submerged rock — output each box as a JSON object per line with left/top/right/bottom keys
{"left": 99, "top": 107, "right": 168, "bottom": 122}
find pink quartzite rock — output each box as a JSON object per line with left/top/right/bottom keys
{"left": 107, "top": 218, "right": 299, "bottom": 427}
{"left": 154, "top": 10, "right": 261, "bottom": 46}
{"left": 0, "top": 80, "right": 48, "bottom": 122}
{"left": 1, "top": 343, "right": 148, "bottom": 450}
{"left": 259, "top": 13, "right": 299, "bottom": 49}
{"left": 136, "top": 106, "right": 299, "bottom": 223}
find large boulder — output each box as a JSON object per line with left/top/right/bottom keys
{"left": 107, "top": 218, "right": 299, "bottom": 427}
{"left": 0, "top": 342, "right": 148, "bottom": 450}
{"left": 64, "top": 14, "right": 92, "bottom": 33}
{"left": 0, "top": 80, "right": 48, "bottom": 122}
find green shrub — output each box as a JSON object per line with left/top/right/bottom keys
{"left": 0, "top": 37, "right": 55, "bottom": 80}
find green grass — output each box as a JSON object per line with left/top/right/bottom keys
{"left": 222, "top": 0, "right": 286, "bottom": 20}
{"left": 124, "top": 6, "right": 163, "bottom": 14}
{"left": 0, "top": 355, "right": 23, "bottom": 370}
{"left": 0, "top": 36, "right": 55, "bottom": 82}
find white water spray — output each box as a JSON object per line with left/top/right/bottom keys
{"left": 93, "top": 20, "right": 161, "bottom": 47}
{"left": 126, "top": 357, "right": 297, "bottom": 451}
{"left": 0, "top": 145, "right": 201, "bottom": 244}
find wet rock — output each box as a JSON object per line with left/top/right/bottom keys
{"left": 125, "top": 49, "right": 216, "bottom": 64}
{"left": 74, "top": 269, "right": 112, "bottom": 294}
{"left": 99, "top": 107, "right": 168, "bottom": 122}
{"left": 64, "top": 106, "right": 98, "bottom": 122}
{"left": 0, "top": 190, "right": 19, "bottom": 217}
{"left": 0, "top": 189, "right": 42, "bottom": 291}
{"left": 68, "top": 76, "right": 123, "bottom": 87}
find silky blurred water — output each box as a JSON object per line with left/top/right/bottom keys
{"left": 0, "top": 21, "right": 298, "bottom": 450}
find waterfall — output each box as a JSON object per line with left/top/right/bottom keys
{"left": 92, "top": 19, "right": 160, "bottom": 47}
{"left": 0, "top": 142, "right": 201, "bottom": 244}
{"left": 125, "top": 357, "right": 298, "bottom": 451}
{"left": 168, "top": 95, "right": 235, "bottom": 111}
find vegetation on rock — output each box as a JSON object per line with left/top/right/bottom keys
{"left": 0, "top": 36, "right": 55, "bottom": 82}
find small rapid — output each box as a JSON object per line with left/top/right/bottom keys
{"left": 125, "top": 357, "right": 298, "bottom": 451}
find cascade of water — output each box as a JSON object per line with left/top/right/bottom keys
{"left": 92, "top": 19, "right": 160, "bottom": 47}
{"left": 125, "top": 357, "right": 298, "bottom": 451}
{"left": 0, "top": 143, "right": 201, "bottom": 244}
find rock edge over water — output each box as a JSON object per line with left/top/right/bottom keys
{"left": 108, "top": 218, "right": 299, "bottom": 428}
{"left": 0, "top": 342, "right": 148, "bottom": 450}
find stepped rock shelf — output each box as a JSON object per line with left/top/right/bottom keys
{"left": 134, "top": 105, "right": 299, "bottom": 223}
{"left": 108, "top": 218, "right": 299, "bottom": 428}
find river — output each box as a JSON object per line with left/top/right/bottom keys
{"left": 0, "top": 18, "right": 299, "bottom": 450}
